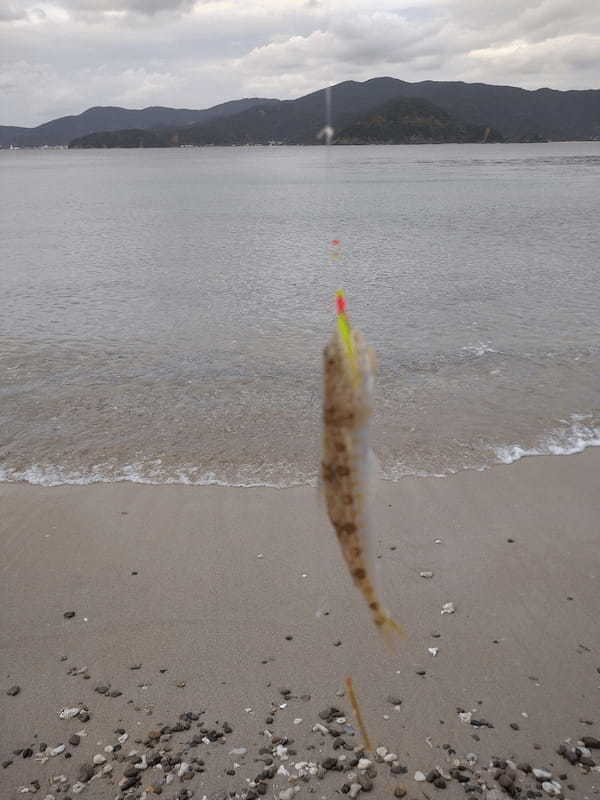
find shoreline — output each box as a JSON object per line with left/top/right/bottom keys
{"left": 1, "top": 449, "right": 599, "bottom": 798}
{"left": 1, "top": 434, "right": 599, "bottom": 489}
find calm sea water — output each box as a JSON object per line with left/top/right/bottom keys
{"left": 1, "top": 143, "right": 599, "bottom": 486}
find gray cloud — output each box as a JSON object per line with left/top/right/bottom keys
{"left": 0, "top": 4, "right": 28, "bottom": 21}
{"left": 1, "top": 0, "right": 598, "bottom": 127}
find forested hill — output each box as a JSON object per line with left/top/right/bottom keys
{"left": 0, "top": 98, "right": 278, "bottom": 148}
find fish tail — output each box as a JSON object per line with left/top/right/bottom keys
{"left": 376, "top": 613, "right": 405, "bottom": 653}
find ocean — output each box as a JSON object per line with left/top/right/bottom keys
{"left": 1, "top": 143, "right": 599, "bottom": 486}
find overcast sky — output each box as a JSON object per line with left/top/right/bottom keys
{"left": 1, "top": 0, "right": 599, "bottom": 127}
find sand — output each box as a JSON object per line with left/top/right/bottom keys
{"left": 1, "top": 449, "right": 599, "bottom": 799}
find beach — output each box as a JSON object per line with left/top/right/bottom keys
{"left": 2, "top": 449, "right": 599, "bottom": 799}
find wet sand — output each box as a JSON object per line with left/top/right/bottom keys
{"left": 1, "top": 450, "right": 599, "bottom": 799}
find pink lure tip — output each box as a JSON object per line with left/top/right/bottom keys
{"left": 336, "top": 293, "right": 346, "bottom": 315}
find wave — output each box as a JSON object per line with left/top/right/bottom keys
{"left": 495, "top": 417, "right": 600, "bottom": 465}
{"left": 2, "top": 417, "right": 598, "bottom": 489}
{"left": 0, "top": 461, "right": 317, "bottom": 489}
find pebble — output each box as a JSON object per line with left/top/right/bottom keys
{"left": 582, "top": 736, "right": 600, "bottom": 749}
{"left": 428, "top": 647, "right": 439, "bottom": 656}
{"left": 414, "top": 770, "right": 426, "bottom": 781}
{"left": 58, "top": 707, "right": 81, "bottom": 720}
{"left": 348, "top": 783, "right": 362, "bottom": 798}
{"left": 48, "top": 745, "right": 65, "bottom": 757}
{"left": 6, "top": 685, "right": 21, "bottom": 696}
{"left": 387, "top": 695, "right": 402, "bottom": 706}
{"left": 78, "top": 763, "right": 94, "bottom": 782}
{"left": 71, "top": 782, "right": 86, "bottom": 794}
{"left": 441, "top": 602, "right": 455, "bottom": 614}
{"left": 63, "top": 611, "right": 76, "bottom": 618}
{"left": 279, "top": 790, "right": 296, "bottom": 800}
{"left": 541, "top": 780, "right": 561, "bottom": 796}
{"left": 420, "top": 571, "right": 434, "bottom": 578}
{"left": 93, "top": 754, "right": 107, "bottom": 765}
{"left": 68, "top": 735, "right": 80, "bottom": 747}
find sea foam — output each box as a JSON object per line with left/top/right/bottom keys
{"left": 495, "top": 417, "right": 600, "bottom": 465}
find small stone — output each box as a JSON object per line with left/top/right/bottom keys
{"left": 6, "top": 685, "right": 21, "bottom": 696}
{"left": 109, "top": 690, "right": 122, "bottom": 697}
{"left": 390, "top": 763, "right": 407, "bottom": 775}
{"left": 123, "top": 765, "right": 140, "bottom": 778}
{"left": 582, "top": 736, "right": 600, "bottom": 749}
{"left": 92, "top": 754, "right": 106, "bottom": 765}
{"left": 78, "top": 711, "right": 90, "bottom": 722}
{"left": 517, "top": 762, "right": 532, "bottom": 773}
{"left": 541, "top": 780, "right": 561, "bottom": 796}
{"left": 130, "top": 664, "right": 142, "bottom": 670}
{"left": 95, "top": 685, "right": 109, "bottom": 694}
{"left": 441, "top": 602, "right": 455, "bottom": 614}
{"left": 2, "top": 760, "right": 13, "bottom": 768}
{"left": 71, "top": 782, "right": 86, "bottom": 794}
{"left": 78, "top": 763, "right": 94, "bottom": 782}
{"left": 48, "top": 745, "right": 65, "bottom": 757}
{"left": 533, "top": 768, "right": 552, "bottom": 780}
{"left": 393, "top": 788, "right": 407, "bottom": 798}
{"left": 433, "top": 777, "right": 447, "bottom": 788}
{"left": 348, "top": 783, "right": 362, "bottom": 799}
{"left": 63, "top": 611, "right": 76, "bottom": 619}
{"left": 510, "top": 723, "right": 520, "bottom": 730}
{"left": 59, "top": 707, "right": 81, "bottom": 720}
{"left": 498, "top": 774, "right": 514, "bottom": 789}
{"left": 22, "top": 748, "right": 33, "bottom": 758}
{"left": 68, "top": 735, "right": 80, "bottom": 747}
{"left": 414, "top": 771, "right": 426, "bottom": 781}
{"left": 420, "top": 571, "right": 434, "bottom": 578}
{"left": 387, "top": 695, "right": 402, "bottom": 706}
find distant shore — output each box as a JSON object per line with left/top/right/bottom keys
{"left": 1, "top": 449, "right": 599, "bottom": 798}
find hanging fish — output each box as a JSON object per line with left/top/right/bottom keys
{"left": 321, "top": 290, "right": 403, "bottom": 647}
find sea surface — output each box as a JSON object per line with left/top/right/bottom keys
{"left": 1, "top": 143, "right": 599, "bottom": 487}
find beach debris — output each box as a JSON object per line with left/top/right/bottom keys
{"left": 58, "top": 707, "right": 81, "bottom": 719}
{"left": 63, "top": 611, "right": 76, "bottom": 619}
{"left": 420, "top": 571, "right": 434, "bottom": 578}
{"left": 345, "top": 677, "right": 372, "bottom": 752}
{"left": 441, "top": 602, "right": 455, "bottom": 614}
{"left": 6, "top": 685, "right": 21, "bottom": 696}
{"left": 414, "top": 770, "right": 426, "bottom": 781}
{"left": 321, "top": 290, "right": 402, "bottom": 645}
{"left": 428, "top": 647, "right": 439, "bottom": 656}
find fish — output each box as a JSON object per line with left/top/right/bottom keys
{"left": 321, "top": 290, "right": 403, "bottom": 647}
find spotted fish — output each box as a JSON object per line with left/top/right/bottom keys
{"left": 321, "top": 290, "right": 402, "bottom": 646}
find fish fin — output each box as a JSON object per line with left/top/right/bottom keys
{"left": 378, "top": 614, "right": 406, "bottom": 654}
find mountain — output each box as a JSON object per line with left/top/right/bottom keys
{"left": 334, "top": 97, "right": 504, "bottom": 144}
{"left": 69, "top": 77, "right": 600, "bottom": 148}
{"left": 385, "top": 79, "right": 600, "bottom": 141}
{"left": 0, "top": 98, "right": 278, "bottom": 148}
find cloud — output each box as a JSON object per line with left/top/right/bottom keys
{"left": 1, "top": 0, "right": 599, "bottom": 127}
{"left": 0, "top": 4, "right": 28, "bottom": 21}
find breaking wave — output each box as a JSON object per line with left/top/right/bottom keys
{"left": 495, "top": 416, "right": 600, "bottom": 465}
